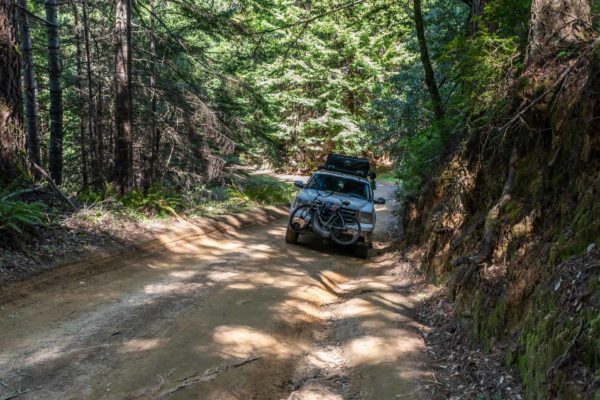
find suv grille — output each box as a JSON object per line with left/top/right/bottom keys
{"left": 340, "top": 207, "right": 357, "bottom": 220}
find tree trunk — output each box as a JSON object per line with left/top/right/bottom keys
{"left": 71, "top": 0, "right": 88, "bottom": 186}
{"left": 527, "top": 0, "right": 593, "bottom": 63}
{"left": 413, "top": 0, "right": 445, "bottom": 123}
{"left": 114, "top": 0, "right": 133, "bottom": 194}
{"left": 17, "top": 0, "right": 40, "bottom": 168}
{"left": 466, "top": 0, "right": 487, "bottom": 34}
{"left": 81, "top": 0, "right": 101, "bottom": 184}
{"left": 146, "top": 0, "right": 160, "bottom": 190}
{"left": 45, "top": 0, "right": 63, "bottom": 184}
{"left": 0, "top": 0, "right": 25, "bottom": 181}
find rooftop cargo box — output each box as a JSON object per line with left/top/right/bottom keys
{"left": 319, "top": 153, "right": 370, "bottom": 177}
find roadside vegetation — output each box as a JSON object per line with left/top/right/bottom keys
{"left": 0, "top": 174, "right": 292, "bottom": 250}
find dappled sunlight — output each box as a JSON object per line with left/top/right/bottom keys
{"left": 143, "top": 281, "right": 204, "bottom": 295}
{"left": 168, "top": 269, "right": 198, "bottom": 279}
{"left": 267, "top": 228, "right": 286, "bottom": 235}
{"left": 211, "top": 325, "right": 290, "bottom": 359}
{"left": 119, "top": 338, "right": 162, "bottom": 353}
{"left": 272, "top": 298, "right": 322, "bottom": 321}
{"left": 337, "top": 279, "right": 392, "bottom": 294}
{"left": 227, "top": 282, "right": 256, "bottom": 290}
{"left": 335, "top": 298, "right": 377, "bottom": 319}
{"left": 247, "top": 243, "right": 272, "bottom": 252}
{"left": 319, "top": 270, "right": 350, "bottom": 286}
{"left": 206, "top": 269, "right": 241, "bottom": 282}
{"left": 357, "top": 318, "right": 390, "bottom": 330}
{"left": 23, "top": 345, "right": 65, "bottom": 366}
{"left": 343, "top": 333, "right": 422, "bottom": 367}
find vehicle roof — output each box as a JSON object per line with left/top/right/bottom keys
{"left": 311, "top": 170, "right": 370, "bottom": 183}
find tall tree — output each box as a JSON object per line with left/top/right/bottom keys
{"left": 413, "top": 0, "right": 445, "bottom": 122}
{"left": 81, "top": 0, "right": 100, "bottom": 183}
{"left": 45, "top": 0, "right": 63, "bottom": 184}
{"left": 0, "top": 0, "right": 25, "bottom": 181}
{"left": 71, "top": 0, "right": 88, "bottom": 185}
{"left": 145, "top": 0, "right": 160, "bottom": 190}
{"left": 114, "top": 0, "right": 133, "bottom": 194}
{"left": 17, "top": 0, "right": 40, "bottom": 168}
{"left": 527, "top": 0, "right": 593, "bottom": 63}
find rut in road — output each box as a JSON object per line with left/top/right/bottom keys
{"left": 0, "top": 188, "right": 434, "bottom": 399}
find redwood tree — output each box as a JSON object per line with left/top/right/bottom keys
{"left": 17, "top": 0, "right": 40, "bottom": 168}
{"left": 0, "top": 0, "right": 25, "bottom": 181}
{"left": 46, "top": 0, "right": 64, "bottom": 184}
{"left": 528, "top": 0, "right": 593, "bottom": 63}
{"left": 114, "top": 0, "right": 133, "bottom": 194}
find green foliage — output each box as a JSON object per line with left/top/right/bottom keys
{"left": 367, "top": 0, "right": 530, "bottom": 195}
{"left": 120, "top": 187, "right": 182, "bottom": 218}
{"left": 226, "top": 174, "right": 293, "bottom": 205}
{"left": 0, "top": 200, "right": 47, "bottom": 236}
{"left": 75, "top": 175, "right": 292, "bottom": 219}
{"left": 516, "top": 282, "right": 600, "bottom": 400}
{"left": 392, "top": 130, "right": 445, "bottom": 195}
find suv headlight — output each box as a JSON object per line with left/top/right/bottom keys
{"left": 358, "top": 211, "right": 373, "bottom": 224}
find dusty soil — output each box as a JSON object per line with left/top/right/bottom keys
{"left": 0, "top": 184, "right": 440, "bottom": 399}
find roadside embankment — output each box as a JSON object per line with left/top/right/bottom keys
{"left": 0, "top": 206, "right": 288, "bottom": 304}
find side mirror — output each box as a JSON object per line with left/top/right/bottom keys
{"left": 293, "top": 180, "right": 305, "bottom": 189}
{"left": 374, "top": 197, "right": 386, "bottom": 205}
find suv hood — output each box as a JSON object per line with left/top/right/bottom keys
{"left": 297, "top": 189, "right": 372, "bottom": 212}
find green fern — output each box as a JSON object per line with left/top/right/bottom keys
{"left": 0, "top": 200, "right": 47, "bottom": 235}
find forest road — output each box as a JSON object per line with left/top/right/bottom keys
{"left": 0, "top": 183, "right": 434, "bottom": 400}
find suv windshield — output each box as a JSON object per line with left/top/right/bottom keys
{"left": 307, "top": 173, "right": 371, "bottom": 200}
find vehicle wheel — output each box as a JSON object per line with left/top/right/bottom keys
{"left": 354, "top": 245, "right": 369, "bottom": 259}
{"left": 330, "top": 215, "right": 361, "bottom": 246}
{"left": 285, "top": 226, "right": 299, "bottom": 244}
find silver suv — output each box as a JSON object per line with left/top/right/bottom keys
{"left": 285, "top": 155, "right": 385, "bottom": 258}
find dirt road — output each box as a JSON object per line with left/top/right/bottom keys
{"left": 0, "top": 184, "right": 433, "bottom": 399}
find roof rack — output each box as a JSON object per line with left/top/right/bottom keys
{"left": 318, "top": 153, "right": 371, "bottom": 178}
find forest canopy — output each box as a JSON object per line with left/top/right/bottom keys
{"left": 0, "top": 0, "right": 597, "bottom": 195}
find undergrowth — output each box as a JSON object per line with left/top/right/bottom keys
{"left": 0, "top": 174, "right": 293, "bottom": 250}
{"left": 0, "top": 200, "right": 48, "bottom": 247}
{"left": 79, "top": 174, "right": 292, "bottom": 220}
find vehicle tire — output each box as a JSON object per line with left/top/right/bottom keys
{"left": 289, "top": 204, "right": 312, "bottom": 232}
{"left": 354, "top": 244, "right": 369, "bottom": 259}
{"left": 285, "top": 226, "right": 299, "bottom": 244}
{"left": 330, "top": 214, "right": 361, "bottom": 246}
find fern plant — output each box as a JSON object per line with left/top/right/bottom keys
{"left": 0, "top": 200, "right": 47, "bottom": 235}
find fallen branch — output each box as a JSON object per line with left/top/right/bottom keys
{"left": 0, "top": 187, "right": 49, "bottom": 202}
{"left": 31, "top": 163, "right": 79, "bottom": 209}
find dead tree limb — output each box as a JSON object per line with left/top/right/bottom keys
{"left": 31, "top": 162, "right": 79, "bottom": 209}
